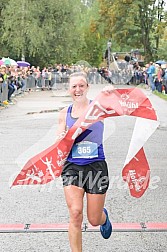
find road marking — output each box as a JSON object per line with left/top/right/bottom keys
{"left": 0, "top": 223, "right": 167, "bottom": 233}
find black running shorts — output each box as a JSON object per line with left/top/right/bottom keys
{"left": 61, "top": 160, "right": 109, "bottom": 194}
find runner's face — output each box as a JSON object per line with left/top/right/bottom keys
{"left": 69, "top": 76, "right": 89, "bottom": 101}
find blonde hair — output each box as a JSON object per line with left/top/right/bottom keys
{"left": 69, "top": 71, "right": 88, "bottom": 84}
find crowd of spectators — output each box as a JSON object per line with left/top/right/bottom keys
{"left": 0, "top": 65, "right": 27, "bottom": 105}
{"left": 144, "top": 61, "right": 167, "bottom": 93}
{"left": 0, "top": 59, "right": 167, "bottom": 107}
{"left": 102, "top": 58, "right": 167, "bottom": 93}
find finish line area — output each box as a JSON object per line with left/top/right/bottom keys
{"left": 0, "top": 223, "right": 167, "bottom": 233}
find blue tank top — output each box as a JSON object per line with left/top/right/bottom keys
{"left": 66, "top": 103, "right": 105, "bottom": 165}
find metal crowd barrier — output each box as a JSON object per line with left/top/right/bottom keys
{"left": 0, "top": 81, "right": 8, "bottom": 103}
{"left": 0, "top": 82, "right": 2, "bottom": 102}
{"left": 25, "top": 75, "right": 36, "bottom": 90}
{"left": 37, "top": 72, "right": 70, "bottom": 90}
{"left": 22, "top": 72, "right": 109, "bottom": 91}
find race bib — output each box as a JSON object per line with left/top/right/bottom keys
{"left": 72, "top": 141, "right": 98, "bottom": 159}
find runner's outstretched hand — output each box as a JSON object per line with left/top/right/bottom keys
{"left": 102, "top": 85, "right": 115, "bottom": 95}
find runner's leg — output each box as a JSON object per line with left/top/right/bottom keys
{"left": 86, "top": 193, "right": 107, "bottom": 226}
{"left": 64, "top": 185, "right": 85, "bottom": 252}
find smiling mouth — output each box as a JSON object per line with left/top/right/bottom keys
{"left": 75, "top": 94, "right": 82, "bottom": 97}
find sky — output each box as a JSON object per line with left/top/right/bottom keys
{"left": 155, "top": 0, "right": 167, "bottom": 10}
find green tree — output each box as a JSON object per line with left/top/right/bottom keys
{"left": 95, "top": 0, "right": 167, "bottom": 61}
{"left": 1, "top": 0, "right": 85, "bottom": 66}
{"left": 1, "top": 0, "right": 166, "bottom": 66}
{"left": 1, "top": 0, "right": 44, "bottom": 61}
{"left": 79, "top": 0, "right": 107, "bottom": 66}
{"left": 0, "top": 0, "right": 10, "bottom": 57}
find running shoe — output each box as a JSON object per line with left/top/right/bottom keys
{"left": 100, "top": 208, "right": 112, "bottom": 239}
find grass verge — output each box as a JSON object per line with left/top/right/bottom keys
{"left": 153, "top": 90, "right": 167, "bottom": 101}
{"left": 138, "top": 83, "right": 167, "bottom": 101}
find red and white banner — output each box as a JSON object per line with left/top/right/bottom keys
{"left": 12, "top": 88, "right": 159, "bottom": 198}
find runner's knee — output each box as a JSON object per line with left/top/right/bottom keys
{"left": 88, "top": 215, "right": 101, "bottom": 226}
{"left": 69, "top": 208, "right": 83, "bottom": 226}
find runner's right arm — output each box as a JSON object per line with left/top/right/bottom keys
{"left": 55, "top": 107, "right": 68, "bottom": 141}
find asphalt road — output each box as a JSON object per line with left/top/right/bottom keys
{"left": 0, "top": 84, "right": 167, "bottom": 252}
